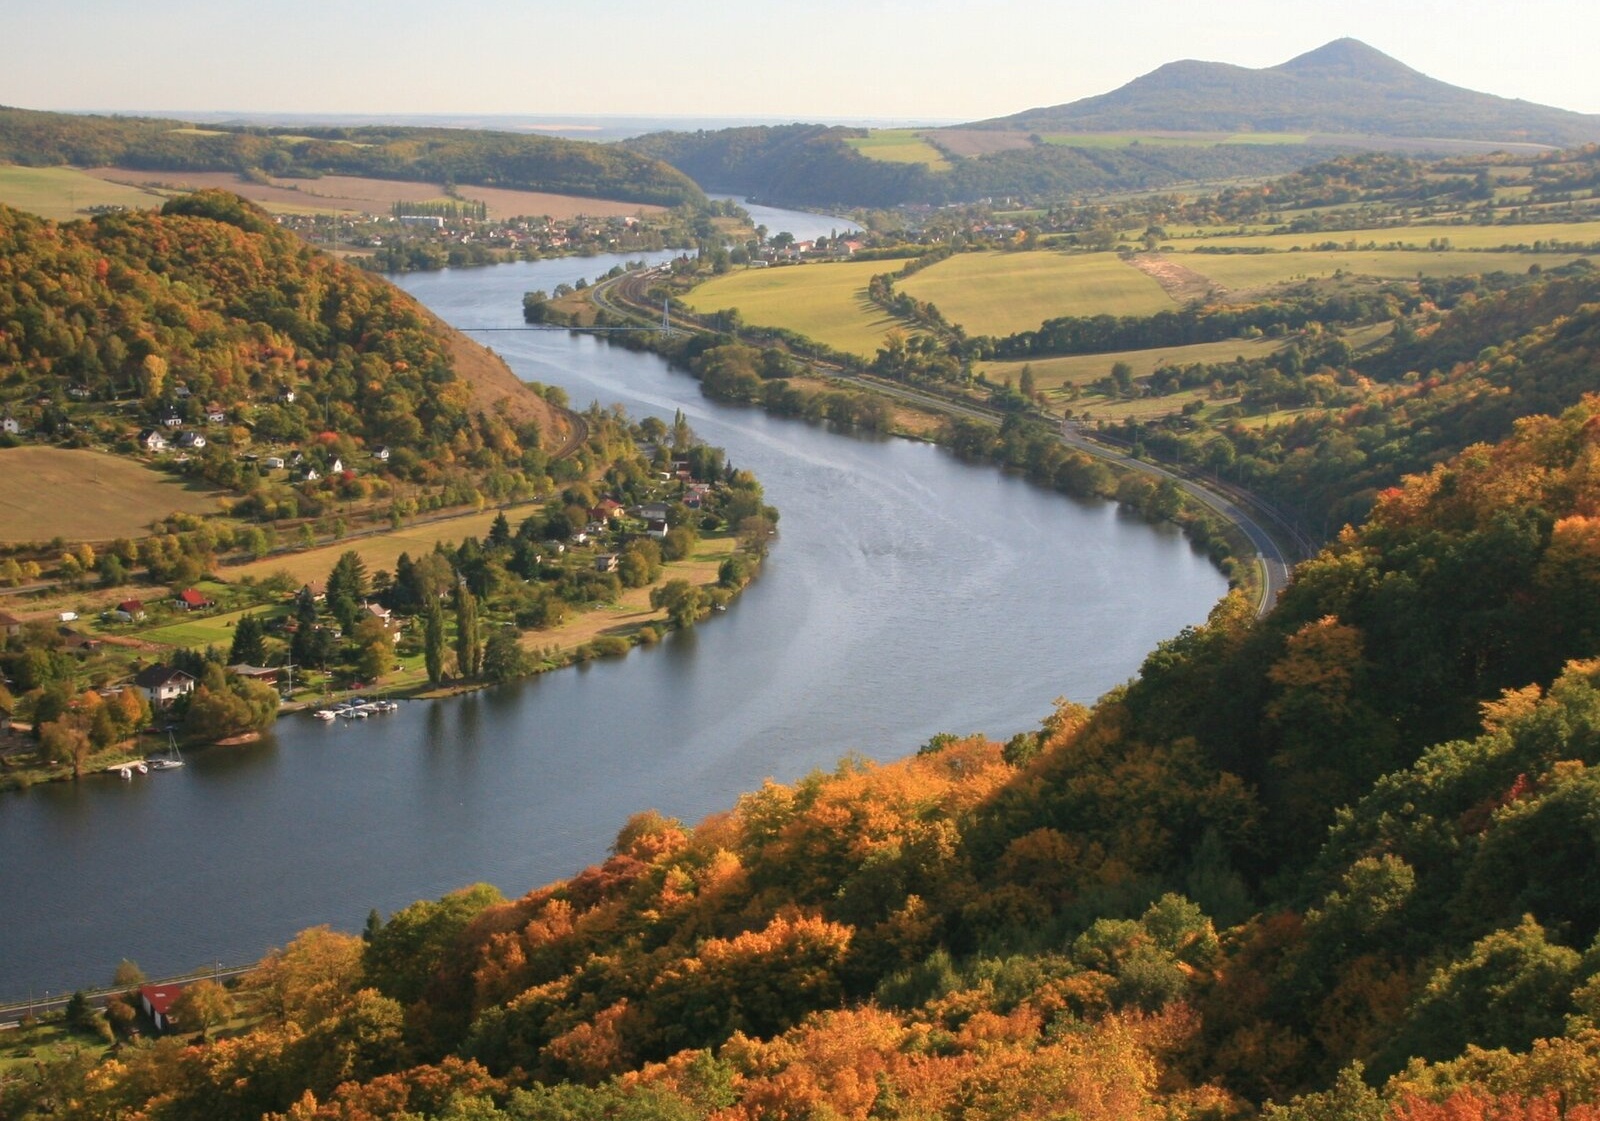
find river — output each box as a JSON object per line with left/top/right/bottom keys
{"left": 0, "top": 217, "right": 1227, "bottom": 1002}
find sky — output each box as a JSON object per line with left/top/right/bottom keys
{"left": 6, "top": 0, "right": 1599, "bottom": 123}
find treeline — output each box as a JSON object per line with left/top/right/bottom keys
{"left": 979, "top": 287, "right": 1402, "bottom": 360}
{"left": 0, "top": 106, "right": 706, "bottom": 208}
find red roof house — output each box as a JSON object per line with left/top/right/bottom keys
{"left": 139, "top": 983, "right": 183, "bottom": 1032}
{"left": 173, "top": 588, "right": 214, "bottom": 611}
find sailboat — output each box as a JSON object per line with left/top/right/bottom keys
{"left": 147, "top": 730, "right": 185, "bottom": 771}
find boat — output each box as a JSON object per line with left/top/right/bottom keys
{"left": 147, "top": 732, "right": 185, "bottom": 771}
{"left": 119, "top": 766, "right": 132, "bottom": 780}
{"left": 312, "top": 709, "right": 337, "bottom": 721}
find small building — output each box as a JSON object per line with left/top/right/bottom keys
{"left": 226, "top": 664, "right": 281, "bottom": 685}
{"left": 113, "top": 599, "right": 146, "bottom": 622}
{"left": 173, "top": 588, "right": 214, "bottom": 611}
{"left": 161, "top": 413, "right": 184, "bottom": 429}
{"left": 594, "top": 553, "right": 620, "bottom": 573}
{"left": 277, "top": 385, "right": 296, "bottom": 404}
{"left": 262, "top": 456, "right": 285, "bottom": 470}
{"left": 371, "top": 445, "right": 391, "bottom": 462}
{"left": 328, "top": 456, "right": 344, "bottom": 474}
{"left": 0, "top": 415, "right": 19, "bottom": 435}
{"left": 137, "top": 429, "right": 168, "bottom": 452}
{"left": 205, "top": 405, "right": 228, "bottom": 425}
{"left": 59, "top": 627, "right": 101, "bottom": 654}
{"left": 646, "top": 518, "right": 669, "bottom": 540}
{"left": 0, "top": 610, "right": 22, "bottom": 638}
{"left": 132, "top": 665, "right": 196, "bottom": 709}
{"left": 67, "top": 384, "right": 93, "bottom": 400}
{"left": 175, "top": 431, "right": 206, "bottom": 449}
{"left": 138, "top": 983, "right": 182, "bottom": 1033}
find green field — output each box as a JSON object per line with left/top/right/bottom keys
{"left": 680, "top": 261, "right": 905, "bottom": 358}
{"left": 0, "top": 447, "right": 227, "bottom": 544}
{"left": 1180, "top": 249, "right": 1578, "bottom": 292}
{"left": 843, "top": 130, "right": 951, "bottom": 171}
{"left": 981, "top": 335, "right": 1290, "bottom": 392}
{"left": 0, "top": 165, "right": 166, "bottom": 220}
{"left": 135, "top": 601, "right": 291, "bottom": 651}
{"left": 1173, "top": 219, "right": 1600, "bottom": 253}
{"left": 227, "top": 505, "right": 538, "bottom": 588}
{"left": 898, "top": 251, "right": 1174, "bottom": 336}
{"left": 1041, "top": 132, "right": 1309, "bottom": 149}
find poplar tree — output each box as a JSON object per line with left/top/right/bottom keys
{"left": 454, "top": 583, "right": 481, "bottom": 678}
{"left": 424, "top": 599, "right": 445, "bottom": 685}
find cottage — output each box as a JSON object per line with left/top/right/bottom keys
{"left": 262, "top": 455, "right": 285, "bottom": 470}
{"left": 67, "top": 384, "right": 92, "bottom": 400}
{"left": 297, "top": 467, "right": 320, "bottom": 483}
{"left": 362, "top": 602, "right": 392, "bottom": 624}
{"left": 226, "top": 664, "right": 281, "bottom": 685}
{"left": 173, "top": 588, "right": 214, "bottom": 611}
{"left": 328, "top": 456, "right": 344, "bottom": 474}
{"left": 0, "top": 610, "right": 22, "bottom": 638}
{"left": 131, "top": 665, "right": 196, "bottom": 709}
{"left": 371, "top": 445, "right": 391, "bottom": 462}
{"left": 161, "top": 413, "right": 184, "bottom": 429}
{"left": 646, "top": 518, "right": 670, "bottom": 540}
{"left": 594, "top": 553, "right": 620, "bottom": 574}
{"left": 277, "top": 385, "right": 296, "bottom": 404}
{"left": 59, "top": 627, "right": 101, "bottom": 653}
{"left": 0, "top": 415, "right": 18, "bottom": 435}
{"left": 113, "top": 599, "right": 146, "bottom": 622}
{"left": 205, "top": 405, "right": 227, "bottom": 424}
{"left": 638, "top": 502, "right": 669, "bottom": 523}
{"left": 138, "top": 984, "right": 183, "bottom": 1033}
{"left": 175, "top": 431, "right": 206, "bottom": 449}
{"left": 137, "top": 429, "right": 168, "bottom": 452}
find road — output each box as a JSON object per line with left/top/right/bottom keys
{"left": 0, "top": 964, "right": 256, "bottom": 1025}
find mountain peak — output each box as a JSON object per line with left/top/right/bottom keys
{"left": 1273, "top": 38, "right": 1421, "bottom": 81}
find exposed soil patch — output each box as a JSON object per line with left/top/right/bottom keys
{"left": 1125, "top": 253, "right": 1228, "bottom": 305}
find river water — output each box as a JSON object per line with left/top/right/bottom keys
{"left": 0, "top": 220, "right": 1226, "bottom": 1002}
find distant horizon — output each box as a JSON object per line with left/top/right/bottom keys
{"left": 7, "top": 3, "right": 1599, "bottom": 122}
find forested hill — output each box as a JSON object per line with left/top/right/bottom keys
{"left": 0, "top": 191, "right": 568, "bottom": 484}
{"left": 30, "top": 273, "right": 1600, "bottom": 1118}
{"left": 980, "top": 38, "right": 1600, "bottom": 145}
{"left": 622, "top": 122, "right": 1330, "bottom": 209}
{"left": 0, "top": 105, "right": 706, "bottom": 207}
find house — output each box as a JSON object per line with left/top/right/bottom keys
{"left": 161, "top": 413, "right": 184, "bottom": 429}
{"left": 277, "top": 385, "right": 296, "bottom": 404}
{"left": 59, "top": 627, "right": 101, "bottom": 654}
{"left": 138, "top": 984, "right": 183, "bottom": 1033}
{"left": 638, "top": 502, "right": 669, "bottom": 523}
{"left": 371, "top": 445, "right": 391, "bottom": 462}
{"left": 362, "top": 602, "right": 392, "bottom": 624}
{"left": 67, "top": 384, "right": 92, "bottom": 400}
{"left": 175, "top": 431, "right": 206, "bottom": 449}
{"left": 205, "top": 405, "right": 227, "bottom": 424}
{"left": 226, "top": 664, "right": 281, "bottom": 685}
{"left": 131, "top": 665, "right": 196, "bottom": 709}
{"left": 297, "top": 467, "right": 320, "bottom": 483}
{"left": 113, "top": 599, "right": 146, "bottom": 622}
{"left": 328, "top": 456, "right": 344, "bottom": 474}
{"left": 0, "top": 610, "right": 22, "bottom": 638}
{"left": 172, "top": 384, "right": 192, "bottom": 399}
{"left": 173, "top": 588, "right": 214, "bottom": 611}
{"left": 137, "top": 429, "right": 168, "bottom": 452}
{"left": 646, "top": 518, "right": 670, "bottom": 540}
{"left": 262, "top": 456, "right": 285, "bottom": 470}
{"left": 0, "top": 415, "right": 18, "bottom": 435}
{"left": 594, "top": 553, "right": 620, "bottom": 573}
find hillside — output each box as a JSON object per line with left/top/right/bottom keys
{"left": 980, "top": 38, "right": 1600, "bottom": 145}
{"left": 0, "top": 105, "right": 706, "bottom": 208}
{"left": 18, "top": 259, "right": 1600, "bottom": 1116}
{"left": 0, "top": 191, "right": 570, "bottom": 513}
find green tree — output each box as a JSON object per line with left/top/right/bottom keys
{"left": 424, "top": 599, "right": 446, "bottom": 685}
{"left": 481, "top": 628, "right": 526, "bottom": 683}
{"left": 171, "top": 978, "right": 233, "bottom": 1038}
{"left": 229, "top": 613, "right": 266, "bottom": 666}
{"left": 454, "top": 583, "right": 481, "bottom": 678}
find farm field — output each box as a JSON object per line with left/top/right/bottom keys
{"left": 1040, "top": 132, "right": 1310, "bottom": 148}
{"left": 980, "top": 335, "right": 1291, "bottom": 392}
{"left": 679, "top": 260, "right": 905, "bottom": 358}
{"left": 81, "top": 169, "right": 665, "bottom": 220}
{"left": 898, "top": 251, "right": 1174, "bottom": 336}
{"left": 0, "top": 448, "right": 227, "bottom": 544}
{"left": 0, "top": 165, "right": 168, "bottom": 220}
{"left": 1169, "top": 219, "right": 1600, "bottom": 252}
{"left": 1179, "top": 249, "right": 1577, "bottom": 292}
{"left": 225, "top": 504, "right": 540, "bottom": 588}
{"left": 843, "top": 130, "right": 951, "bottom": 171}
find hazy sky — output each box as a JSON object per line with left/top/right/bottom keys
{"left": 7, "top": 0, "right": 1599, "bottom": 122}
